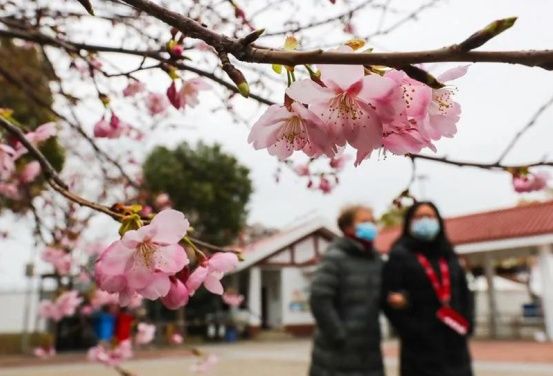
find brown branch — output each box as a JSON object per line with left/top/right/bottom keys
{"left": 0, "top": 60, "right": 139, "bottom": 187}
{"left": 409, "top": 153, "right": 553, "bottom": 170}
{"left": 0, "top": 28, "right": 275, "bottom": 106}
{"left": 116, "top": 0, "right": 553, "bottom": 70}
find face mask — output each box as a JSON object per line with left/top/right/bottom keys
{"left": 410, "top": 217, "right": 440, "bottom": 241}
{"left": 355, "top": 222, "right": 378, "bottom": 241}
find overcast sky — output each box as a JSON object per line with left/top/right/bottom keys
{"left": 1, "top": 0, "right": 553, "bottom": 289}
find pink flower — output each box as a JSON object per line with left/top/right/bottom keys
{"left": 286, "top": 46, "right": 397, "bottom": 165}
{"left": 0, "top": 144, "right": 16, "bottom": 179}
{"left": 41, "top": 247, "right": 72, "bottom": 275}
{"left": 154, "top": 193, "right": 171, "bottom": 209}
{"left": 161, "top": 277, "right": 189, "bottom": 309}
{"left": 0, "top": 182, "right": 20, "bottom": 200}
{"left": 186, "top": 253, "right": 239, "bottom": 296}
{"left": 20, "top": 161, "right": 41, "bottom": 183}
{"left": 222, "top": 292, "right": 244, "bottom": 307}
{"left": 33, "top": 346, "right": 56, "bottom": 359}
{"left": 294, "top": 163, "right": 310, "bottom": 177}
{"left": 329, "top": 153, "right": 350, "bottom": 170}
{"left": 93, "top": 113, "right": 130, "bottom": 139}
{"left": 123, "top": 81, "right": 146, "bottom": 97}
{"left": 382, "top": 119, "right": 436, "bottom": 155}
{"left": 146, "top": 92, "right": 169, "bottom": 115}
{"left": 318, "top": 176, "right": 333, "bottom": 194}
{"left": 166, "top": 79, "right": 210, "bottom": 110}
{"left": 39, "top": 291, "right": 82, "bottom": 321}
{"left": 127, "top": 293, "right": 144, "bottom": 309}
{"left": 170, "top": 333, "right": 183, "bottom": 345}
{"left": 81, "top": 305, "right": 94, "bottom": 316}
{"left": 248, "top": 102, "right": 335, "bottom": 160}
{"left": 513, "top": 171, "right": 549, "bottom": 193}
{"left": 95, "top": 209, "right": 189, "bottom": 304}
{"left": 90, "top": 289, "right": 119, "bottom": 310}
{"left": 191, "top": 354, "right": 219, "bottom": 374}
{"left": 88, "top": 340, "right": 133, "bottom": 367}
{"left": 419, "top": 65, "right": 468, "bottom": 141}
{"left": 135, "top": 323, "right": 156, "bottom": 345}
{"left": 24, "top": 122, "right": 57, "bottom": 145}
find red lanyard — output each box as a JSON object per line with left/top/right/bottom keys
{"left": 416, "top": 253, "right": 451, "bottom": 305}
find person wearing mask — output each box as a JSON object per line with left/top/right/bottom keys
{"left": 382, "top": 201, "right": 474, "bottom": 376}
{"left": 309, "top": 205, "right": 384, "bottom": 376}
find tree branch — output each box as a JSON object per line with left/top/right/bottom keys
{"left": 409, "top": 153, "right": 553, "bottom": 170}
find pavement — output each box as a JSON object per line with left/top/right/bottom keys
{"left": 1, "top": 340, "right": 553, "bottom": 376}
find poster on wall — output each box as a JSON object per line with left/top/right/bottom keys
{"left": 289, "top": 289, "right": 310, "bottom": 312}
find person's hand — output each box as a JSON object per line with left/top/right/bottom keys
{"left": 387, "top": 292, "right": 408, "bottom": 309}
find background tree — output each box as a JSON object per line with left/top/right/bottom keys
{"left": 143, "top": 142, "right": 253, "bottom": 245}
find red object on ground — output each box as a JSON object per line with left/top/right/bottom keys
{"left": 115, "top": 311, "right": 134, "bottom": 342}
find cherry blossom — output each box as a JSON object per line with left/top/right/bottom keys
{"left": 286, "top": 46, "right": 397, "bottom": 164}
{"left": 161, "top": 276, "right": 189, "bottom": 309}
{"left": 222, "top": 292, "right": 244, "bottom": 307}
{"left": 39, "top": 291, "right": 83, "bottom": 321}
{"left": 123, "top": 81, "right": 146, "bottom": 97}
{"left": 41, "top": 247, "right": 72, "bottom": 275}
{"left": 146, "top": 92, "right": 169, "bottom": 115}
{"left": 95, "top": 209, "right": 189, "bottom": 304}
{"left": 513, "top": 171, "right": 549, "bottom": 193}
{"left": 135, "top": 322, "right": 156, "bottom": 345}
{"left": 248, "top": 102, "right": 335, "bottom": 160}
{"left": 170, "top": 333, "right": 184, "bottom": 345}
{"left": 87, "top": 340, "right": 133, "bottom": 367}
{"left": 166, "top": 78, "right": 210, "bottom": 110}
{"left": 186, "top": 252, "right": 239, "bottom": 296}
{"left": 93, "top": 113, "right": 129, "bottom": 139}
{"left": 90, "top": 289, "right": 119, "bottom": 310}
{"left": 0, "top": 144, "right": 16, "bottom": 179}
{"left": 33, "top": 346, "right": 56, "bottom": 359}
{"left": 23, "top": 122, "right": 57, "bottom": 145}
{"left": 20, "top": 161, "right": 41, "bottom": 183}
{"left": 419, "top": 65, "right": 468, "bottom": 141}
{"left": 0, "top": 182, "right": 20, "bottom": 200}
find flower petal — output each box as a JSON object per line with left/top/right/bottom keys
{"left": 208, "top": 252, "right": 239, "bottom": 273}
{"left": 97, "top": 241, "right": 134, "bottom": 275}
{"left": 286, "top": 79, "right": 334, "bottom": 105}
{"left": 138, "top": 274, "right": 171, "bottom": 300}
{"left": 437, "top": 65, "right": 470, "bottom": 82}
{"left": 150, "top": 209, "right": 189, "bottom": 244}
{"left": 357, "top": 75, "right": 397, "bottom": 102}
{"left": 185, "top": 266, "right": 208, "bottom": 296}
{"left": 204, "top": 274, "right": 224, "bottom": 295}
{"left": 154, "top": 244, "right": 189, "bottom": 274}
{"left": 317, "top": 47, "right": 364, "bottom": 90}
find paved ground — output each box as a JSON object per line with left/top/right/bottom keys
{"left": 1, "top": 340, "right": 553, "bottom": 376}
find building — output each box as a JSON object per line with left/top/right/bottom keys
{"left": 227, "top": 219, "right": 337, "bottom": 336}
{"left": 231, "top": 201, "right": 553, "bottom": 340}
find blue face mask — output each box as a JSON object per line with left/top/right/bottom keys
{"left": 355, "top": 222, "right": 378, "bottom": 241}
{"left": 410, "top": 217, "right": 440, "bottom": 241}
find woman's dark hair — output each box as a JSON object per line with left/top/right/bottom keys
{"left": 397, "top": 201, "right": 454, "bottom": 255}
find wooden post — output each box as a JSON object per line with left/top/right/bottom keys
{"left": 484, "top": 253, "right": 499, "bottom": 338}
{"left": 538, "top": 244, "right": 553, "bottom": 341}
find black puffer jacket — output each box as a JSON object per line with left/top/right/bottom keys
{"left": 309, "top": 237, "right": 384, "bottom": 376}
{"left": 382, "top": 238, "right": 474, "bottom": 376}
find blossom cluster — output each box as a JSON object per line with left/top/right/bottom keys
{"left": 93, "top": 77, "right": 209, "bottom": 139}
{"left": 95, "top": 209, "right": 239, "bottom": 310}
{"left": 249, "top": 46, "right": 467, "bottom": 166}
{"left": 512, "top": 170, "right": 550, "bottom": 193}
{"left": 39, "top": 290, "right": 83, "bottom": 322}
{"left": 0, "top": 122, "right": 56, "bottom": 200}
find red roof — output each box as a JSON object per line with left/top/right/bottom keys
{"left": 375, "top": 201, "right": 553, "bottom": 253}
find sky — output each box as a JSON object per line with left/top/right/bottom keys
{"left": 1, "top": 0, "right": 553, "bottom": 289}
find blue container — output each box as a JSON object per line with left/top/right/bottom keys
{"left": 225, "top": 327, "right": 238, "bottom": 342}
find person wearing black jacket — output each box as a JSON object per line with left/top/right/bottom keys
{"left": 309, "top": 205, "right": 385, "bottom": 376}
{"left": 382, "top": 201, "right": 474, "bottom": 376}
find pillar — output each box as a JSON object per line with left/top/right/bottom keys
{"left": 538, "top": 244, "right": 553, "bottom": 340}
{"left": 247, "top": 267, "right": 262, "bottom": 332}
{"left": 484, "top": 253, "right": 499, "bottom": 338}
